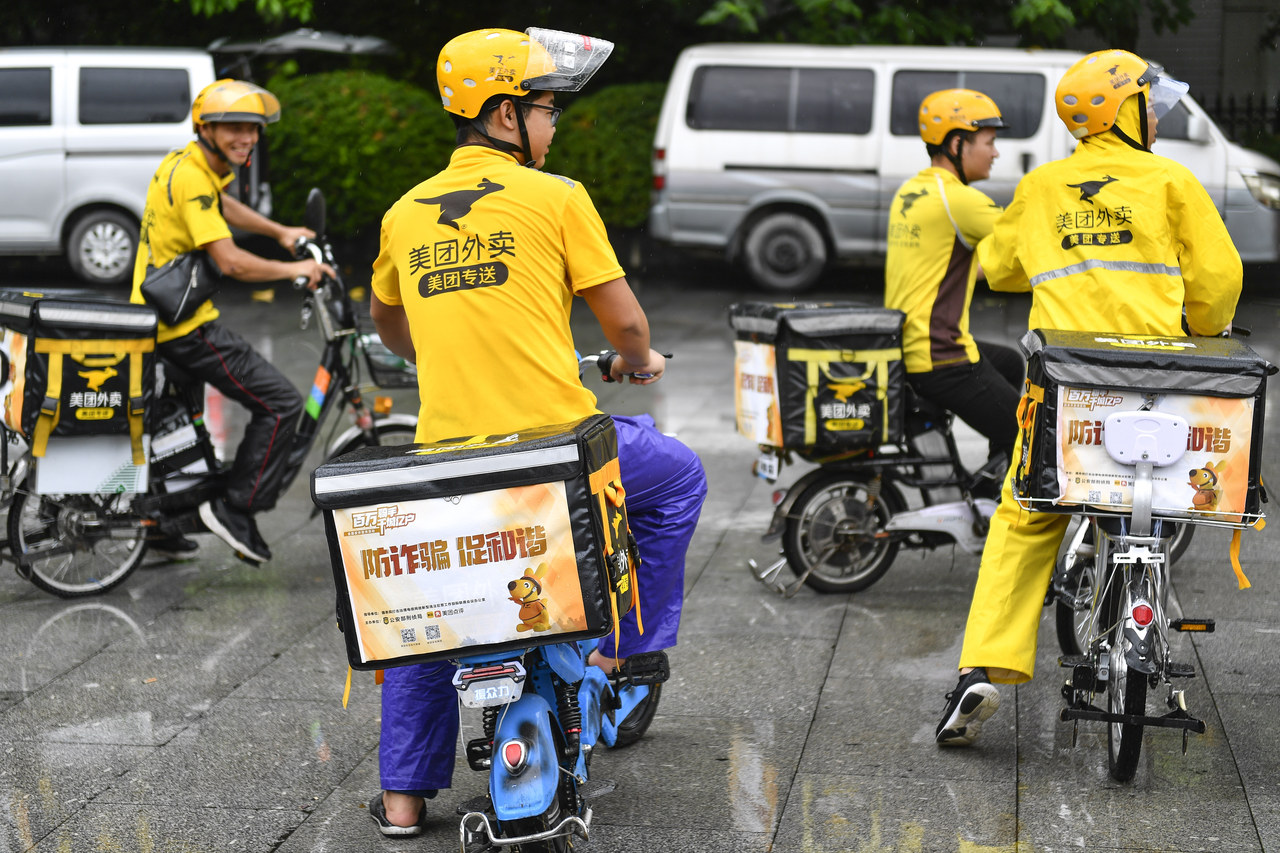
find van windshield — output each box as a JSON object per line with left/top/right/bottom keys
{"left": 891, "top": 70, "right": 1045, "bottom": 140}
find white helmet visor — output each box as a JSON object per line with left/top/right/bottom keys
{"left": 1149, "top": 74, "right": 1189, "bottom": 119}
{"left": 523, "top": 28, "right": 614, "bottom": 92}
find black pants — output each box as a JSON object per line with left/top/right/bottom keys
{"left": 906, "top": 340, "right": 1024, "bottom": 463}
{"left": 159, "top": 321, "right": 303, "bottom": 513}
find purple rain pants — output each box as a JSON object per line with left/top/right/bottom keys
{"left": 378, "top": 414, "right": 708, "bottom": 793}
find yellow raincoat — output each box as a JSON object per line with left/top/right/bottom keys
{"left": 960, "top": 95, "right": 1243, "bottom": 683}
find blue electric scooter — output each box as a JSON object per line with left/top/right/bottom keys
{"left": 454, "top": 641, "right": 669, "bottom": 851}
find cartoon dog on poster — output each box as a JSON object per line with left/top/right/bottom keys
{"left": 509, "top": 562, "right": 551, "bottom": 632}
{"left": 1188, "top": 461, "right": 1225, "bottom": 512}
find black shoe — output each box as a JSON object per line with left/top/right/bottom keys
{"left": 147, "top": 533, "right": 200, "bottom": 562}
{"left": 199, "top": 500, "right": 270, "bottom": 564}
{"left": 935, "top": 668, "right": 1000, "bottom": 746}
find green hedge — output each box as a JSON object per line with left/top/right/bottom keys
{"left": 266, "top": 70, "right": 456, "bottom": 241}
{"left": 266, "top": 72, "right": 665, "bottom": 238}
{"left": 549, "top": 82, "right": 667, "bottom": 229}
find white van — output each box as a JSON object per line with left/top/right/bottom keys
{"left": 649, "top": 44, "right": 1280, "bottom": 292}
{"left": 0, "top": 48, "right": 216, "bottom": 286}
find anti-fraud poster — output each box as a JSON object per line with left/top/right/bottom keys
{"left": 333, "top": 481, "right": 587, "bottom": 664}
{"left": 734, "top": 340, "right": 783, "bottom": 446}
{"left": 1055, "top": 386, "right": 1255, "bottom": 519}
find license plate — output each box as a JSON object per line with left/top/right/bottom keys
{"left": 754, "top": 450, "right": 779, "bottom": 483}
{"left": 452, "top": 661, "right": 526, "bottom": 708}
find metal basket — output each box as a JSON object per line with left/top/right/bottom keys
{"left": 359, "top": 333, "right": 418, "bottom": 389}
{"left": 1012, "top": 495, "right": 1264, "bottom": 531}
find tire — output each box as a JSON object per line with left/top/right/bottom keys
{"left": 612, "top": 683, "right": 661, "bottom": 748}
{"left": 1104, "top": 565, "right": 1147, "bottom": 782}
{"left": 66, "top": 209, "right": 138, "bottom": 287}
{"left": 325, "top": 421, "right": 417, "bottom": 462}
{"left": 782, "top": 475, "right": 905, "bottom": 594}
{"left": 1054, "top": 519, "right": 1096, "bottom": 657}
{"left": 1164, "top": 521, "right": 1193, "bottom": 567}
{"left": 507, "top": 801, "right": 571, "bottom": 853}
{"left": 8, "top": 480, "right": 146, "bottom": 597}
{"left": 742, "top": 212, "right": 827, "bottom": 293}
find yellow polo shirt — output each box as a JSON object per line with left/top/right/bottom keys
{"left": 372, "top": 146, "right": 624, "bottom": 444}
{"left": 130, "top": 140, "right": 229, "bottom": 341}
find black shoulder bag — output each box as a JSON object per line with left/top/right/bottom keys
{"left": 140, "top": 251, "right": 224, "bottom": 326}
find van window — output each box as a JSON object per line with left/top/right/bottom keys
{"left": 0, "top": 68, "right": 53, "bottom": 126}
{"left": 1154, "top": 101, "right": 1190, "bottom": 141}
{"left": 891, "top": 71, "right": 1045, "bottom": 140}
{"left": 688, "top": 65, "right": 873, "bottom": 134}
{"left": 78, "top": 67, "right": 190, "bottom": 125}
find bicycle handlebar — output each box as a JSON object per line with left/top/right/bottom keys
{"left": 579, "top": 350, "right": 673, "bottom": 383}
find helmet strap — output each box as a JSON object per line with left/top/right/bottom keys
{"left": 1112, "top": 92, "right": 1152, "bottom": 153}
{"left": 469, "top": 96, "right": 536, "bottom": 167}
{"left": 196, "top": 127, "right": 233, "bottom": 175}
{"left": 946, "top": 133, "right": 969, "bottom": 185}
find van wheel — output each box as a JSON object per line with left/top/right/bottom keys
{"left": 742, "top": 212, "right": 826, "bottom": 293}
{"left": 67, "top": 210, "right": 138, "bottom": 287}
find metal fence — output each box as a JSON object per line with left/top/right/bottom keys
{"left": 1204, "top": 92, "right": 1280, "bottom": 142}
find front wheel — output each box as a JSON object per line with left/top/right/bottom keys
{"left": 325, "top": 420, "right": 418, "bottom": 462}
{"left": 66, "top": 209, "right": 137, "bottom": 286}
{"left": 8, "top": 480, "right": 146, "bottom": 597}
{"left": 782, "top": 475, "right": 905, "bottom": 593}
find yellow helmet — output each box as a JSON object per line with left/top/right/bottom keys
{"left": 192, "top": 79, "right": 281, "bottom": 128}
{"left": 918, "top": 89, "right": 1007, "bottom": 146}
{"left": 1055, "top": 50, "right": 1154, "bottom": 139}
{"left": 437, "top": 27, "right": 614, "bottom": 118}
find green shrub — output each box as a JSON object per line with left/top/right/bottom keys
{"left": 266, "top": 70, "right": 456, "bottom": 241}
{"left": 551, "top": 82, "right": 666, "bottom": 228}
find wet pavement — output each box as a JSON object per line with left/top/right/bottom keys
{"left": 0, "top": 257, "right": 1278, "bottom": 852}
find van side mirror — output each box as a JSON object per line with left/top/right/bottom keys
{"left": 1185, "top": 114, "right": 1212, "bottom": 145}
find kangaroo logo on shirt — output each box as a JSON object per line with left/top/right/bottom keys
{"left": 899, "top": 188, "right": 929, "bottom": 217}
{"left": 190, "top": 193, "right": 217, "bottom": 211}
{"left": 1067, "top": 175, "right": 1118, "bottom": 204}
{"left": 415, "top": 179, "right": 505, "bottom": 230}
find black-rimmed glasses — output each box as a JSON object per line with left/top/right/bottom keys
{"left": 522, "top": 103, "right": 563, "bottom": 127}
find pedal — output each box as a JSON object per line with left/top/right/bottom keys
{"left": 1058, "top": 654, "right": 1088, "bottom": 669}
{"left": 610, "top": 651, "right": 670, "bottom": 687}
{"left": 464, "top": 736, "right": 492, "bottom": 771}
{"left": 1167, "top": 661, "right": 1197, "bottom": 678}
{"left": 1170, "top": 618, "right": 1215, "bottom": 633}
{"left": 578, "top": 778, "right": 617, "bottom": 800}
{"left": 456, "top": 793, "right": 494, "bottom": 817}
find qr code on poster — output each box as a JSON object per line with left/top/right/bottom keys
{"left": 400, "top": 628, "right": 416, "bottom": 644}
{"left": 424, "top": 625, "right": 441, "bottom": 641}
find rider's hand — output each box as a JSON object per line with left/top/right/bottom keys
{"left": 611, "top": 349, "right": 665, "bottom": 385}
{"left": 278, "top": 226, "right": 315, "bottom": 254}
{"left": 292, "top": 259, "right": 335, "bottom": 290}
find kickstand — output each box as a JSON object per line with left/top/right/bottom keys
{"left": 748, "top": 546, "right": 838, "bottom": 599}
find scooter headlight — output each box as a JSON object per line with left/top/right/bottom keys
{"left": 1240, "top": 169, "right": 1280, "bottom": 210}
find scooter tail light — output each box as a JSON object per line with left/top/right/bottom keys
{"left": 1132, "top": 601, "right": 1154, "bottom": 628}
{"left": 771, "top": 489, "right": 785, "bottom": 506}
{"left": 500, "top": 738, "right": 528, "bottom": 775}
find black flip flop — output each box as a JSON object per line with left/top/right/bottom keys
{"left": 368, "top": 792, "right": 429, "bottom": 837}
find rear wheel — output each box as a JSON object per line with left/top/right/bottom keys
{"left": 1105, "top": 568, "right": 1147, "bottom": 782}
{"left": 506, "top": 801, "right": 571, "bottom": 853}
{"left": 782, "top": 475, "right": 905, "bottom": 593}
{"left": 742, "top": 212, "right": 827, "bottom": 293}
{"left": 8, "top": 479, "right": 146, "bottom": 597}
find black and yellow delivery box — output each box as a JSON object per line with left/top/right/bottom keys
{"left": 0, "top": 291, "right": 157, "bottom": 465}
{"left": 729, "top": 301, "right": 906, "bottom": 454}
{"left": 310, "top": 414, "right": 637, "bottom": 670}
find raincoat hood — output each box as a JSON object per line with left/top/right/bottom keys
{"left": 1082, "top": 93, "right": 1149, "bottom": 154}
